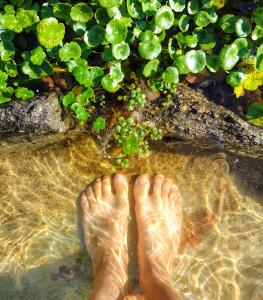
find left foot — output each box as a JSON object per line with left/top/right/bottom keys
{"left": 80, "top": 174, "right": 129, "bottom": 299}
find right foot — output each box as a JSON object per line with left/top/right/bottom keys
{"left": 134, "top": 174, "right": 182, "bottom": 285}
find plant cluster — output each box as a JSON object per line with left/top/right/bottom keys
{"left": 0, "top": 0, "right": 262, "bottom": 166}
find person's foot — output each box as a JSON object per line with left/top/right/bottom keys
{"left": 80, "top": 174, "right": 129, "bottom": 299}
{"left": 134, "top": 174, "right": 182, "bottom": 287}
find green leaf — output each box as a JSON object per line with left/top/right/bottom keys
{"left": 187, "top": 0, "right": 199, "bottom": 14}
{"left": 92, "top": 117, "right": 106, "bottom": 132}
{"left": 127, "top": 0, "right": 144, "bottom": 19}
{"left": 37, "top": 18, "right": 65, "bottom": 49}
{"left": 75, "top": 106, "right": 90, "bottom": 122}
{"left": 174, "top": 55, "right": 190, "bottom": 74}
{"left": 247, "top": 102, "right": 263, "bottom": 120}
{"left": 70, "top": 3, "right": 93, "bottom": 23}
{"left": 179, "top": 14, "right": 190, "bottom": 32}
{"left": 226, "top": 69, "right": 246, "bottom": 87}
{"left": 185, "top": 35, "right": 198, "bottom": 48}
{"left": 169, "top": 0, "right": 185, "bottom": 12}
{"left": 142, "top": 0, "right": 161, "bottom": 14}
{"left": 194, "top": 11, "right": 210, "bottom": 27}
{"left": 95, "top": 7, "right": 110, "bottom": 25}
{"left": 15, "top": 87, "right": 34, "bottom": 100}
{"left": 235, "top": 18, "right": 251, "bottom": 37}
{"left": 138, "top": 35, "right": 162, "bottom": 60}
{"left": 5, "top": 61, "right": 18, "bottom": 77}
{"left": 219, "top": 44, "right": 239, "bottom": 71}
{"left": 84, "top": 25, "right": 106, "bottom": 47}
{"left": 206, "top": 55, "right": 221, "bottom": 72}
{"left": 185, "top": 50, "right": 206, "bottom": 73}
{"left": 109, "top": 63, "right": 124, "bottom": 82}
{"left": 112, "top": 42, "right": 130, "bottom": 60}
{"left": 76, "top": 87, "right": 94, "bottom": 106}
{"left": 30, "top": 47, "right": 46, "bottom": 65}
{"left": 62, "top": 91, "right": 75, "bottom": 108}
{"left": 252, "top": 26, "right": 263, "bottom": 41}
{"left": 106, "top": 19, "right": 128, "bottom": 44}
{"left": 123, "top": 136, "right": 139, "bottom": 155}
{"left": 255, "top": 44, "right": 263, "bottom": 71}
{"left": 59, "top": 42, "right": 81, "bottom": 62}
{"left": 193, "top": 28, "right": 216, "bottom": 50}
{"left": 233, "top": 38, "right": 253, "bottom": 59}
{"left": 143, "top": 59, "right": 160, "bottom": 77}
{"left": 53, "top": 3, "right": 72, "bottom": 23}
{"left": 219, "top": 14, "right": 237, "bottom": 34}
{"left": 155, "top": 6, "right": 174, "bottom": 31}
{"left": 101, "top": 75, "right": 120, "bottom": 92}
{"left": 98, "top": 0, "right": 122, "bottom": 9}
{"left": 162, "top": 66, "right": 179, "bottom": 84}
{"left": 253, "top": 7, "right": 263, "bottom": 27}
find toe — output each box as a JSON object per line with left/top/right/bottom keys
{"left": 134, "top": 174, "right": 150, "bottom": 205}
{"left": 93, "top": 178, "right": 102, "bottom": 200}
{"left": 114, "top": 174, "right": 128, "bottom": 207}
{"left": 169, "top": 184, "right": 181, "bottom": 206}
{"left": 162, "top": 178, "right": 172, "bottom": 199}
{"left": 102, "top": 176, "right": 111, "bottom": 197}
{"left": 85, "top": 187, "right": 97, "bottom": 212}
{"left": 152, "top": 174, "right": 164, "bottom": 199}
{"left": 80, "top": 194, "right": 90, "bottom": 213}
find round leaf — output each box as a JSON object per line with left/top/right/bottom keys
{"left": 255, "top": 44, "right": 263, "bottom": 71}
{"left": 185, "top": 50, "right": 206, "bottom": 73}
{"left": 179, "top": 14, "right": 190, "bottom": 32}
{"left": 155, "top": 6, "right": 174, "bottom": 31}
{"left": 143, "top": 59, "right": 159, "bottom": 77}
{"left": 112, "top": 42, "right": 130, "bottom": 60}
{"left": 70, "top": 3, "right": 93, "bottom": 23}
{"left": 206, "top": 55, "right": 221, "bottom": 72}
{"left": 59, "top": 42, "right": 81, "bottom": 62}
{"left": 37, "top": 18, "right": 65, "bottom": 49}
{"left": 219, "top": 44, "right": 239, "bottom": 71}
{"left": 92, "top": 117, "right": 106, "bottom": 132}
{"left": 101, "top": 74, "right": 120, "bottom": 92}
{"left": 226, "top": 69, "right": 246, "bottom": 87}
{"left": 138, "top": 36, "right": 162, "bottom": 60}
{"left": 162, "top": 66, "right": 179, "bottom": 84}
{"left": 84, "top": 25, "right": 106, "bottom": 47}
{"left": 98, "top": 0, "right": 122, "bottom": 9}
{"left": 253, "top": 7, "right": 263, "bottom": 27}
{"left": 235, "top": 18, "right": 251, "bottom": 37}
{"left": 187, "top": 0, "right": 199, "bottom": 14}
{"left": 106, "top": 19, "right": 128, "bottom": 44}
{"left": 194, "top": 11, "right": 210, "bottom": 27}
{"left": 174, "top": 55, "right": 190, "bottom": 74}
{"left": 219, "top": 14, "right": 237, "bottom": 33}
{"left": 169, "top": 0, "right": 185, "bottom": 12}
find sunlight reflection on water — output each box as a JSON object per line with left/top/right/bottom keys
{"left": 0, "top": 135, "right": 262, "bottom": 300}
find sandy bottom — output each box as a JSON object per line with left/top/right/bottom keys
{"left": 0, "top": 135, "right": 262, "bottom": 300}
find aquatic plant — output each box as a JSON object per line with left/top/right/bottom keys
{"left": 0, "top": 0, "right": 262, "bottom": 166}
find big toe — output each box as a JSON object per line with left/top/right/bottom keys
{"left": 134, "top": 174, "right": 150, "bottom": 205}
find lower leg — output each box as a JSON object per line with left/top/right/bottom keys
{"left": 134, "top": 174, "right": 182, "bottom": 300}
{"left": 80, "top": 174, "right": 129, "bottom": 300}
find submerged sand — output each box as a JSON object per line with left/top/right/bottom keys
{"left": 0, "top": 135, "right": 262, "bottom": 300}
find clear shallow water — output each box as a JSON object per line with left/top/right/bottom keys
{"left": 0, "top": 135, "right": 262, "bottom": 300}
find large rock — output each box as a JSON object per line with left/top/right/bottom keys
{"left": 0, "top": 93, "right": 79, "bottom": 153}
{"left": 142, "top": 84, "right": 263, "bottom": 159}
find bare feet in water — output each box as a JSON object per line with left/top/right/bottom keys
{"left": 80, "top": 174, "right": 129, "bottom": 300}
{"left": 134, "top": 174, "right": 182, "bottom": 299}
{"left": 81, "top": 173, "right": 182, "bottom": 300}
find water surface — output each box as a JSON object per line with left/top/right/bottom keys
{"left": 0, "top": 135, "right": 262, "bottom": 300}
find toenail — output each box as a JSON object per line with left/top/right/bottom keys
{"left": 115, "top": 174, "right": 124, "bottom": 183}
{"left": 139, "top": 175, "right": 148, "bottom": 185}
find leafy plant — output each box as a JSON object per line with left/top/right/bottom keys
{"left": 0, "top": 0, "right": 262, "bottom": 167}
